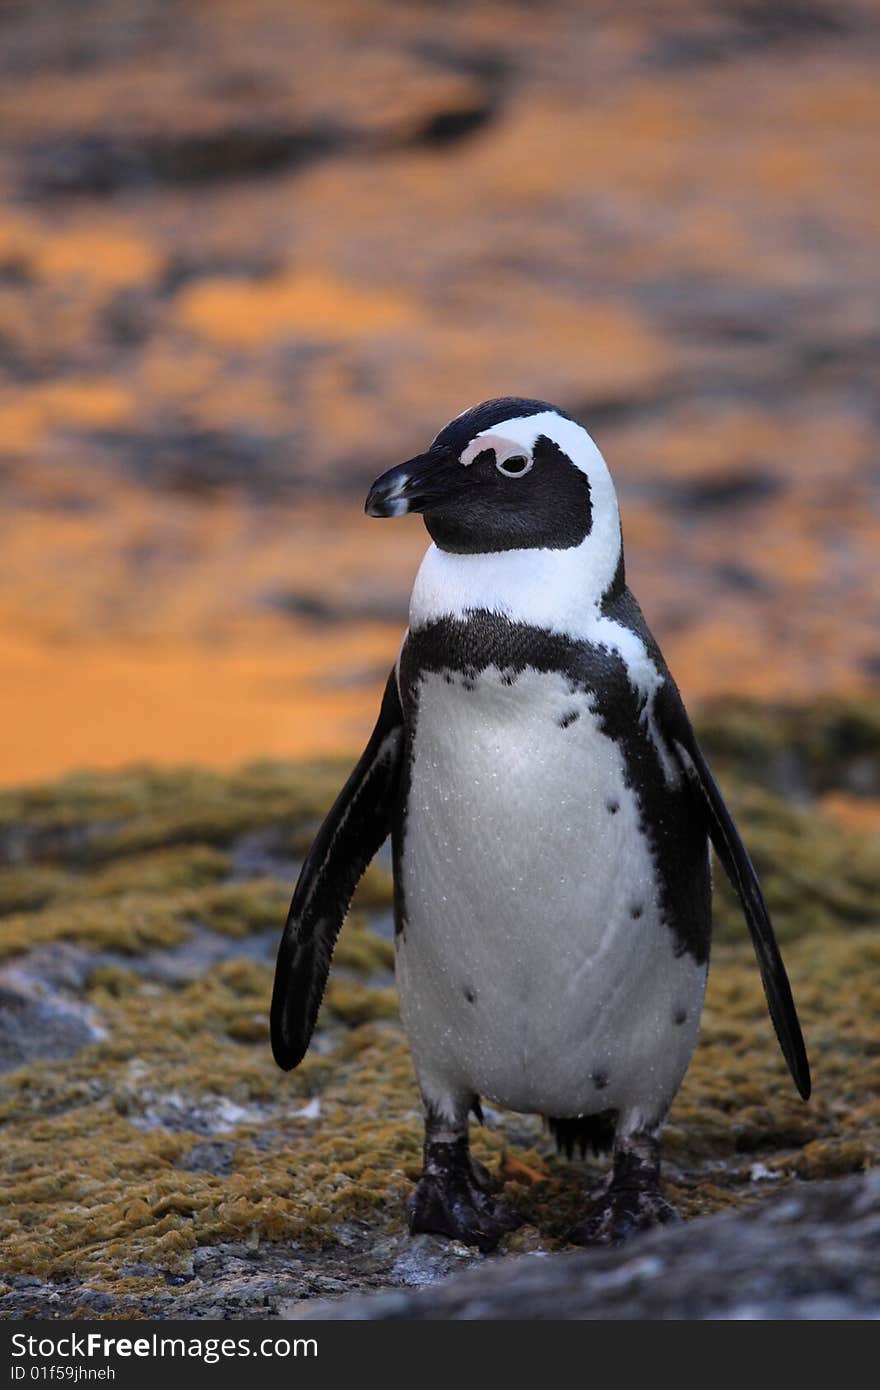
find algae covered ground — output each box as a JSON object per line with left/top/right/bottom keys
{"left": 0, "top": 699, "right": 878, "bottom": 1319}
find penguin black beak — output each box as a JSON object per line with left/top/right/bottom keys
{"left": 365, "top": 446, "right": 468, "bottom": 518}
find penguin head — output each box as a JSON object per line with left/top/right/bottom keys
{"left": 365, "top": 397, "right": 614, "bottom": 555}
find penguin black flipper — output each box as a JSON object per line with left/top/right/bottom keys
{"left": 655, "top": 678, "right": 811, "bottom": 1101}
{"left": 270, "top": 668, "right": 405, "bottom": 1071}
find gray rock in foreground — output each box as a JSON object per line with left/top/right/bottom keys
{"left": 284, "top": 1172, "right": 880, "bottom": 1321}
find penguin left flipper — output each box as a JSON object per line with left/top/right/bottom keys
{"left": 655, "top": 679, "right": 811, "bottom": 1101}
{"left": 270, "top": 668, "right": 405, "bottom": 1071}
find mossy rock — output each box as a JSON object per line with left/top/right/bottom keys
{"left": 696, "top": 696, "right": 880, "bottom": 796}
{"left": 0, "top": 761, "right": 349, "bottom": 868}
{"left": 0, "top": 699, "right": 878, "bottom": 1309}
{"left": 713, "top": 785, "right": 880, "bottom": 944}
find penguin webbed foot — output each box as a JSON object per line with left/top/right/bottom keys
{"left": 408, "top": 1135, "right": 521, "bottom": 1254}
{"left": 567, "top": 1131, "right": 681, "bottom": 1248}
{"left": 568, "top": 1184, "right": 680, "bottom": 1247}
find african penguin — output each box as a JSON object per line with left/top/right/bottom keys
{"left": 271, "top": 397, "right": 810, "bottom": 1249}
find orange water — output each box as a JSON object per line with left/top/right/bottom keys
{"left": 1, "top": 2, "right": 877, "bottom": 784}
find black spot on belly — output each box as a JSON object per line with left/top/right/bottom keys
{"left": 591, "top": 1069, "right": 609, "bottom": 1091}
{"left": 607, "top": 799, "right": 620, "bottom": 814}
{"left": 461, "top": 677, "right": 475, "bottom": 691}
{"left": 443, "top": 672, "right": 454, "bottom": 685}
{"left": 463, "top": 986, "right": 477, "bottom": 1004}
{"left": 558, "top": 709, "right": 580, "bottom": 729}
{"left": 673, "top": 1007, "right": 687, "bottom": 1026}
{"left": 630, "top": 904, "right": 643, "bottom": 920}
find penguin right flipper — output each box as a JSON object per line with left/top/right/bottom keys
{"left": 656, "top": 681, "right": 811, "bottom": 1102}
{"left": 270, "top": 668, "right": 405, "bottom": 1071}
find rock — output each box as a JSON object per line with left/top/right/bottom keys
{"left": 126, "top": 1090, "right": 274, "bottom": 1136}
{"left": 653, "top": 470, "right": 785, "bottom": 514}
{"left": 178, "top": 1141, "right": 238, "bottom": 1177}
{"left": 124, "top": 924, "right": 280, "bottom": 986}
{"left": 23, "top": 126, "right": 346, "bottom": 198}
{"left": 390, "top": 1234, "right": 480, "bottom": 1288}
{"left": 285, "top": 1173, "right": 880, "bottom": 1320}
{"left": 0, "top": 971, "right": 104, "bottom": 1071}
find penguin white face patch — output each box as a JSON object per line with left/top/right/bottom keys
{"left": 460, "top": 432, "right": 534, "bottom": 478}
{"left": 452, "top": 411, "right": 601, "bottom": 479}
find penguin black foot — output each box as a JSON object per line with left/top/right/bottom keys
{"left": 568, "top": 1185, "right": 680, "bottom": 1247}
{"left": 567, "top": 1131, "right": 681, "bottom": 1248}
{"left": 408, "top": 1132, "right": 522, "bottom": 1254}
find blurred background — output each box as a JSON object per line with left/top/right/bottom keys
{"left": 1, "top": 0, "right": 878, "bottom": 787}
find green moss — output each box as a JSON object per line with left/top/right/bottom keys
{"left": 0, "top": 862, "right": 393, "bottom": 966}
{"left": 323, "top": 979, "right": 399, "bottom": 1025}
{"left": 0, "top": 864, "right": 70, "bottom": 916}
{"left": 712, "top": 786, "right": 880, "bottom": 944}
{"left": 87, "top": 966, "right": 144, "bottom": 997}
{"left": 193, "top": 878, "right": 288, "bottom": 938}
{"left": 86, "top": 846, "right": 232, "bottom": 897}
{"left": 333, "top": 914, "right": 395, "bottom": 974}
{"left": 695, "top": 696, "right": 880, "bottom": 794}
{"left": 0, "top": 846, "right": 230, "bottom": 926}
{"left": 352, "top": 862, "right": 395, "bottom": 910}
{"left": 0, "top": 760, "right": 349, "bottom": 868}
{"left": 0, "top": 895, "right": 192, "bottom": 959}
{"left": 782, "top": 1138, "right": 869, "bottom": 1179}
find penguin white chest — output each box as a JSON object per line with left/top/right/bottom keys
{"left": 396, "top": 665, "right": 706, "bottom": 1125}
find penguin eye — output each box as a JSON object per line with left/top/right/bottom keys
{"left": 496, "top": 453, "right": 532, "bottom": 478}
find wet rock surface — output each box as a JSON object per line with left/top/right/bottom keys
{"left": 0, "top": 971, "right": 104, "bottom": 1072}
{"left": 0, "top": 1231, "right": 482, "bottom": 1322}
{"left": 293, "top": 1172, "right": 880, "bottom": 1321}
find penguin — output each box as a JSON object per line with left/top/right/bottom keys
{"left": 271, "top": 396, "right": 810, "bottom": 1250}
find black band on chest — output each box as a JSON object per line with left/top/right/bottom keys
{"left": 398, "top": 612, "right": 711, "bottom": 965}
